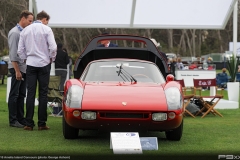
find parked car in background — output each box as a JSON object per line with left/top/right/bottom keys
{"left": 1, "top": 55, "right": 9, "bottom": 62}
{"left": 166, "top": 53, "right": 177, "bottom": 60}
{"left": 62, "top": 35, "right": 184, "bottom": 141}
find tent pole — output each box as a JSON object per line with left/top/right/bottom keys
{"left": 29, "top": 0, "right": 33, "bottom": 12}
{"left": 233, "top": 0, "right": 238, "bottom": 58}
{"left": 233, "top": 0, "right": 238, "bottom": 82}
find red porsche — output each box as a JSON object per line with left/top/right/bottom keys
{"left": 62, "top": 35, "right": 184, "bottom": 141}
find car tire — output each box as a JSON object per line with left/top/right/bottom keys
{"left": 165, "top": 120, "right": 183, "bottom": 141}
{"left": 62, "top": 114, "right": 79, "bottom": 139}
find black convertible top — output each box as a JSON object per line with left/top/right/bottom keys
{"left": 73, "top": 35, "right": 169, "bottom": 79}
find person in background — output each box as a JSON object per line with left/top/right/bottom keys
{"left": 216, "top": 68, "right": 229, "bottom": 88}
{"left": 63, "top": 48, "right": 73, "bottom": 79}
{"left": 98, "top": 32, "right": 118, "bottom": 47}
{"left": 171, "top": 58, "right": 177, "bottom": 76}
{"left": 17, "top": 10, "right": 57, "bottom": 131}
{"left": 176, "top": 58, "right": 184, "bottom": 70}
{"left": 8, "top": 10, "right": 34, "bottom": 128}
{"left": 167, "top": 58, "right": 172, "bottom": 72}
{"left": 55, "top": 44, "right": 69, "bottom": 91}
{"left": 221, "top": 68, "right": 228, "bottom": 75}
{"left": 202, "top": 57, "right": 208, "bottom": 70}
{"left": 189, "top": 61, "right": 198, "bottom": 70}
{"left": 150, "top": 38, "right": 167, "bottom": 61}
{"left": 207, "top": 57, "right": 213, "bottom": 65}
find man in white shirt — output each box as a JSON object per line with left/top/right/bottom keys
{"left": 18, "top": 10, "right": 57, "bottom": 131}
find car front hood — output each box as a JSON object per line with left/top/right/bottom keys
{"left": 81, "top": 83, "right": 167, "bottom": 111}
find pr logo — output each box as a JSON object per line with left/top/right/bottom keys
{"left": 218, "top": 155, "right": 240, "bottom": 159}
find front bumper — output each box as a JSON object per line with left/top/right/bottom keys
{"left": 64, "top": 109, "right": 183, "bottom": 132}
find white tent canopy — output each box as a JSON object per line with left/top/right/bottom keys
{"left": 33, "top": 0, "right": 237, "bottom": 29}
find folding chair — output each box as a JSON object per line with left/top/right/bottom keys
{"left": 47, "top": 76, "right": 63, "bottom": 117}
{"left": 0, "top": 61, "right": 8, "bottom": 84}
{"left": 193, "top": 78, "right": 224, "bottom": 118}
{"left": 175, "top": 79, "right": 195, "bottom": 118}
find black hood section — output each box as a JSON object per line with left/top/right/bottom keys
{"left": 73, "top": 35, "right": 169, "bottom": 79}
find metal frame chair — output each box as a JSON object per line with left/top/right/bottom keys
{"left": 193, "top": 78, "right": 224, "bottom": 118}
{"left": 47, "top": 76, "right": 63, "bottom": 117}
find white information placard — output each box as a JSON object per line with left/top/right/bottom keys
{"left": 175, "top": 70, "right": 216, "bottom": 87}
{"left": 110, "top": 132, "right": 142, "bottom": 154}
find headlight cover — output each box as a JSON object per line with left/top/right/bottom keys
{"left": 152, "top": 113, "right": 167, "bottom": 121}
{"left": 81, "top": 111, "right": 96, "bottom": 120}
{"left": 165, "top": 87, "right": 182, "bottom": 110}
{"left": 65, "top": 85, "right": 83, "bottom": 108}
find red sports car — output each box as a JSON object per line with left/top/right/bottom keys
{"left": 62, "top": 35, "right": 184, "bottom": 141}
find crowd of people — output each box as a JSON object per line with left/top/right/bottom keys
{"left": 167, "top": 56, "right": 215, "bottom": 72}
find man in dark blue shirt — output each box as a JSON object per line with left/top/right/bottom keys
{"left": 98, "top": 32, "right": 118, "bottom": 47}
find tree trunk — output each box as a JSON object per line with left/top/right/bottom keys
{"left": 198, "top": 30, "right": 202, "bottom": 56}
{"left": 217, "top": 30, "right": 223, "bottom": 53}
{"left": 167, "top": 29, "right": 173, "bottom": 52}
{"left": 181, "top": 30, "right": 187, "bottom": 55}
{"left": 190, "top": 29, "right": 196, "bottom": 57}
{"left": 177, "top": 31, "right": 184, "bottom": 56}
{"left": 184, "top": 30, "right": 193, "bottom": 57}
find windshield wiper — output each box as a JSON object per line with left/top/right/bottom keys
{"left": 116, "top": 64, "right": 137, "bottom": 83}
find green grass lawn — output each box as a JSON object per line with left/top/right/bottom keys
{"left": 0, "top": 82, "right": 240, "bottom": 160}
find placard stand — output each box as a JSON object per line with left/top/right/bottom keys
{"left": 140, "top": 137, "right": 158, "bottom": 150}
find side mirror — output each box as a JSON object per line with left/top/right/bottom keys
{"left": 166, "top": 74, "right": 174, "bottom": 82}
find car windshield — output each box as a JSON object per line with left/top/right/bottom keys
{"left": 81, "top": 60, "right": 165, "bottom": 83}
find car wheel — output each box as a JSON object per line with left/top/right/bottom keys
{"left": 165, "top": 120, "right": 183, "bottom": 141}
{"left": 62, "top": 114, "right": 79, "bottom": 139}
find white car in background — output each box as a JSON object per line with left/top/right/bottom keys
{"left": 1, "top": 55, "right": 9, "bottom": 62}
{"left": 166, "top": 53, "right": 177, "bottom": 60}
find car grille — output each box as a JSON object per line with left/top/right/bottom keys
{"left": 99, "top": 112, "right": 149, "bottom": 119}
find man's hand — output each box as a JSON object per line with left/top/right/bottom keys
{"left": 16, "top": 71, "right": 22, "bottom": 81}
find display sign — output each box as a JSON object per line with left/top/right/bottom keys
{"left": 140, "top": 137, "right": 158, "bottom": 150}
{"left": 175, "top": 70, "right": 216, "bottom": 87}
{"left": 110, "top": 132, "right": 142, "bottom": 154}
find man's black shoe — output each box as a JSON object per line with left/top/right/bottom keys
{"left": 10, "top": 121, "right": 25, "bottom": 128}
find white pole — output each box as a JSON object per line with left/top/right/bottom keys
{"left": 233, "top": 0, "right": 238, "bottom": 58}
{"left": 29, "top": 0, "right": 33, "bottom": 12}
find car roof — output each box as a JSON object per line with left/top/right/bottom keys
{"left": 73, "top": 35, "right": 169, "bottom": 79}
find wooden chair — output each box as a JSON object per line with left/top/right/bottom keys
{"left": 175, "top": 79, "right": 195, "bottom": 118}
{"left": 193, "top": 78, "right": 224, "bottom": 118}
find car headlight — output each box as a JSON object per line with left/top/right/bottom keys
{"left": 152, "top": 113, "right": 167, "bottom": 121}
{"left": 81, "top": 111, "right": 96, "bottom": 120}
{"left": 165, "top": 87, "right": 183, "bottom": 110}
{"left": 65, "top": 85, "right": 83, "bottom": 108}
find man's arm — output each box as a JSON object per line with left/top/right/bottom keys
{"left": 17, "top": 32, "right": 27, "bottom": 60}
{"left": 47, "top": 29, "right": 57, "bottom": 61}
{"left": 8, "top": 32, "right": 23, "bottom": 80}
{"left": 11, "top": 62, "right": 22, "bottom": 80}
{"left": 65, "top": 53, "right": 70, "bottom": 65}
